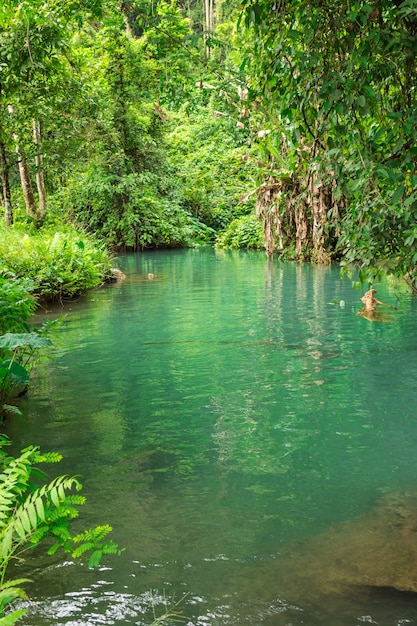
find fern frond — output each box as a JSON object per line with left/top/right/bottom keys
{"left": 0, "top": 608, "right": 28, "bottom": 625}
{"left": 72, "top": 525, "right": 112, "bottom": 544}
{"left": 1, "top": 406, "right": 22, "bottom": 417}
{"left": 29, "top": 526, "right": 49, "bottom": 545}
{"left": 32, "top": 452, "right": 62, "bottom": 464}
{"left": 46, "top": 504, "right": 79, "bottom": 522}
{"left": 0, "top": 579, "right": 30, "bottom": 591}
{"left": 71, "top": 542, "right": 95, "bottom": 559}
{"left": 50, "top": 522, "right": 71, "bottom": 540}
{"left": 101, "top": 541, "right": 121, "bottom": 557}
{"left": 87, "top": 550, "right": 102, "bottom": 569}
{"left": 63, "top": 495, "right": 86, "bottom": 506}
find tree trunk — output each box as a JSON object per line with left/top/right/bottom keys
{"left": 8, "top": 105, "right": 37, "bottom": 217}
{"left": 209, "top": 0, "right": 214, "bottom": 34}
{"left": 294, "top": 201, "right": 309, "bottom": 257}
{"left": 18, "top": 155, "right": 37, "bottom": 217}
{"left": 33, "top": 119, "right": 46, "bottom": 220}
{"left": 203, "top": 0, "right": 212, "bottom": 57}
{"left": 120, "top": 1, "right": 133, "bottom": 36}
{"left": 0, "top": 138, "right": 13, "bottom": 227}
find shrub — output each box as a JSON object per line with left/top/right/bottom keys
{"left": 0, "top": 277, "right": 37, "bottom": 335}
{"left": 215, "top": 214, "right": 265, "bottom": 249}
{"left": 0, "top": 225, "right": 113, "bottom": 299}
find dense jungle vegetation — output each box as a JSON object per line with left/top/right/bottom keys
{"left": 2, "top": 0, "right": 417, "bottom": 449}
{"left": 1, "top": 0, "right": 417, "bottom": 285}
{"left": 1, "top": 1, "right": 417, "bottom": 621}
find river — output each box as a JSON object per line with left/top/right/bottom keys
{"left": 4, "top": 247, "right": 417, "bottom": 625}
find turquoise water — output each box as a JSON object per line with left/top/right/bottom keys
{"left": 4, "top": 248, "right": 417, "bottom": 625}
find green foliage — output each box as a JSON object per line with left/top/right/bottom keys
{"left": 0, "top": 331, "right": 52, "bottom": 418}
{"left": 0, "top": 437, "right": 121, "bottom": 623}
{"left": 215, "top": 214, "right": 264, "bottom": 249}
{"left": 60, "top": 162, "right": 201, "bottom": 249}
{"left": 239, "top": 0, "right": 417, "bottom": 284}
{"left": 1, "top": 0, "right": 256, "bottom": 252}
{"left": 0, "top": 278, "right": 36, "bottom": 335}
{"left": 0, "top": 579, "right": 29, "bottom": 626}
{"left": 0, "top": 275, "right": 50, "bottom": 417}
{"left": 166, "top": 105, "right": 256, "bottom": 232}
{"left": 0, "top": 225, "right": 113, "bottom": 299}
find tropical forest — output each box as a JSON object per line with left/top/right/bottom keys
{"left": 1, "top": 1, "right": 417, "bottom": 625}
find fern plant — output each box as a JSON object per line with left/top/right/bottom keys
{"left": 0, "top": 436, "right": 121, "bottom": 623}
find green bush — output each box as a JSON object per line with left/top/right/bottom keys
{"left": 0, "top": 277, "right": 37, "bottom": 335}
{"left": 165, "top": 106, "right": 257, "bottom": 232}
{"left": 215, "top": 214, "right": 265, "bottom": 250}
{"left": 0, "top": 225, "right": 113, "bottom": 299}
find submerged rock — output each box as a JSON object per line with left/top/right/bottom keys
{"left": 110, "top": 268, "right": 126, "bottom": 281}
{"left": 236, "top": 492, "right": 417, "bottom": 619}
{"left": 285, "top": 492, "right": 417, "bottom": 597}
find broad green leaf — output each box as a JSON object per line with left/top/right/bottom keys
{"left": 1, "top": 528, "right": 12, "bottom": 558}
{"left": 3, "top": 362, "right": 30, "bottom": 385}
{"left": 14, "top": 519, "right": 27, "bottom": 541}
{"left": 391, "top": 185, "right": 405, "bottom": 204}
{"left": 0, "top": 333, "right": 52, "bottom": 350}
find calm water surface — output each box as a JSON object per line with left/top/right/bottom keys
{"left": 4, "top": 248, "right": 417, "bottom": 625}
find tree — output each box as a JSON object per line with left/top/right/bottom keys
{"left": 238, "top": 0, "right": 417, "bottom": 287}
{"left": 0, "top": 0, "right": 103, "bottom": 226}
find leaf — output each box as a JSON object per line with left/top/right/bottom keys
{"left": 355, "top": 95, "right": 366, "bottom": 109}
{"left": 27, "top": 502, "right": 37, "bottom": 529}
{"left": 391, "top": 185, "right": 405, "bottom": 204}
{"left": 13, "top": 519, "right": 27, "bottom": 541}
{"left": 1, "top": 405, "right": 22, "bottom": 416}
{"left": 50, "top": 487, "right": 60, "bottom": 507}
{"left": 3, "top": 362, "right": 30, "bottom": 385}
{"left": 0, "top": 609, "right": 28, "bottom": 625}
{"left": 0, "top": 578, "right": 31, "bottom": 590}
{"left": 0, "top": 334, "right": 52, "bottom": 350}
{"left": 2, "top": 528, "right": 13, "bottom": 559}
{"left": 87, "top": 549, "right": 103, "bottom": 569}
{"left": 35, "top": 498, "right": 45, "bottom": 522}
